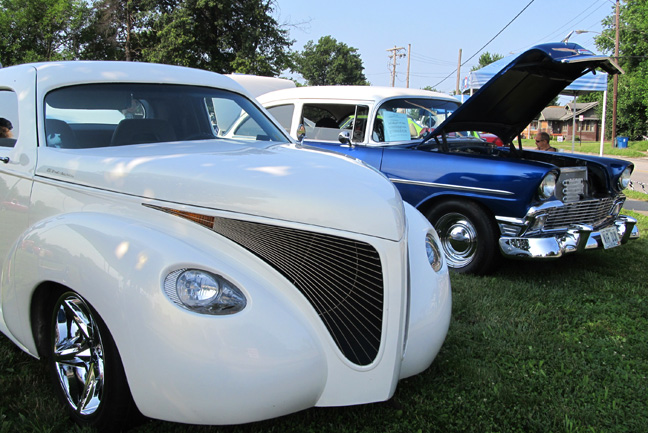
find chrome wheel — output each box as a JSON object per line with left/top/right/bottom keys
{"left": 426, "top": 200, "right": 499, "bottom": 275}
{"left": 434, "top": 212, "right": 479, "bottom": 269}
{"left": 51, "top": 292, "right": 105, "bottom": 416}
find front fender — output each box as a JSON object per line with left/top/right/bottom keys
{"left": 399, "top": 204, "right": 452, "bottom": 379}
{"left": 6, "top": 210, "right": 334, "bottom": 424}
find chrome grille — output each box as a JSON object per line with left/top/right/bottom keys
{"left": 212, "top": 217, "right": 384, "bottom": 366}
{"left": 544, "top": 197, "right": 615, "bottom": 230}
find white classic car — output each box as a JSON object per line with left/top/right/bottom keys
{"left": 0, "top": 61, "right": 451, "bottom": 430}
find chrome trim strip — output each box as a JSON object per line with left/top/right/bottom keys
{"left": 389, "top": 178, "right": 515, "bottom": 196}
{"left": 496, "top": 216, "right": 526, "bottom": 225}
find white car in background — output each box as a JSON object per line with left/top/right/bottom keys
{"left": 251, "top": 43, "right": 638, "bottom": 275}
{"left": 0, "top": 61, "right": 451, "bottom": 430}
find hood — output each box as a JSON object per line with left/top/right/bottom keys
{"left": 36, "top": 141, "right": 405, "bottom": 241}
{"left": 431, "top": 42, "right": 623, "bottom": 144}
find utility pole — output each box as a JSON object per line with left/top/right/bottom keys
{"left": 455, "top": 49, "right": 462, "bottom": 95}
{"left": 406, "top": 44, "right": 411, "bottom": 88}
{"left": 387, "top": 46, "right": 406, "bottom": 87}
{"left": 611, "top": 0, "right": 620, "bottom": 143}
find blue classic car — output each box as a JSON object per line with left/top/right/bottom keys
{"left": 255, "top": 43, "right": 639, "bottom": 275}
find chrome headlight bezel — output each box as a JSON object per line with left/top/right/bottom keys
{"left": 164, "top": 268, "right": 246, "bottom": 315}
{"left": 618, "top": 166, "right": 632, "bottom": 190}
{"left": 425, "top": 232, "right": 444, "bottom": 272}
{"left": 538, "top": 172, "right": 557, "bottom": 200}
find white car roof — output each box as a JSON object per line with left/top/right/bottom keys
{"left": 227, "top": 74, "right": 296, "bottom": 97}
{"left": 4, "top": 61, "right": 249, "bottom": 96}
{"left": 257, "top": 85, "right": 457, "bottom": 104}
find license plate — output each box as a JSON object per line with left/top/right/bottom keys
{"left": 600, "top": 226, "right": 620, "bottom": 249}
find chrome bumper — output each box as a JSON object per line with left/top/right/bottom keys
{"left": 499, "top": 215, "right": 640, "bottom": 259}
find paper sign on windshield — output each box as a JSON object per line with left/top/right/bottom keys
{"left": 382, "top": 111, "right": 411, "bottom": 142}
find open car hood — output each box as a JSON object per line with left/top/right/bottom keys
{"left": 431, "top": 43, "right": 623, "bottom": 144}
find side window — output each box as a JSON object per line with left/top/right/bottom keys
{"left": 302, "top": 103, "right": 368, "bottom": 143}
{"left": 232, "top": 116, "right": 267, "bottom": 139}
{"left": 210, "top": 97, "right": 285, "bottom": 142}
{"left": 266, "top": 104, "right": 294, "bottom": 132}
{"left": 0, "top": 90, "right": 18, "bottom": 148}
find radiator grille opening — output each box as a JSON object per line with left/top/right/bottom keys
{"left": 212, "top": 217, "right": 384, "bottom": 366}
{"left": 544, "top": 197, "right": 615, "bottom": 230}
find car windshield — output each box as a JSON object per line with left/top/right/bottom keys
{"left": 374, "top": 98, "right": 460, "bottom": 144}
{"left": 44, "top": 83, "right": 288, "bottom": 149}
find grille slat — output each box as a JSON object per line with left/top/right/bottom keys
{"left": 544, "top": 197, "right": 615, "bottom": 230}
{"left": 212, "top": 217, "right": 384, "bottom": 366}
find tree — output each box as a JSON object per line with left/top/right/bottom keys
{"left": 293, "top": 36, "right": 368, "bottom": 86}
{"left": 595, "top": 0, "right": 648, "bottom": 139}
{"left": 140, "top": 0, "right": 293, "bottom": 75}
{"left": 0, "top": 0, "right": 293, "bottom": 76}
{"left": 0, "top": 0, "right": 90, "bottom": 65}
{"left": 75, "top": 0, "right": 152, "bottom": 61}
{"left": 471, "top": 52, "right": 504, "bottom": 72}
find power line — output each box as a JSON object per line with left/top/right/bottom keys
{"left": 533, "top": 0, "right": 608, "bottom": 47}
{"left": 432, "top": 0, "right": 535, "bottom": 89}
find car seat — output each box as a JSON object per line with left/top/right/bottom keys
{"left": 45, "top": 119, "right": 78, "bottom": 148}
{"left": 111, "top": 119, "right": 176, "bottom": 146}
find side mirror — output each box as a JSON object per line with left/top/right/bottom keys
{"left": 296, "top": 124, "right": 306, "bottom": 143}
{"left": 338, "top": 130, "right": 352, "bottom": 145}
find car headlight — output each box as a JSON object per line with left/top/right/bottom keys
{"left": 619, "top": 166, "right": 632, "bottom": 190}
{"left": 164, "top": 269, "right": 246, "bottom": 315}
{"left": 425, "top": 232, "right": 443, "bottom": 272}
{"left": 538, "top": 172, "right": 557, "bottom": 200}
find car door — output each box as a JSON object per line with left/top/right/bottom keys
{"left": 0, "top": 65, "right": 38, "bottom": 334}
{"left": 267, "top": 101, "right": 386, "bottom": 169}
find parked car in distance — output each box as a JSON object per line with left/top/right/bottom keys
{"left": 479, "top": 132, "right": 505, "bottom": 146}
{"left": 0, "top": 61, "right": 451, "bottom": 430}
{"left": 254, "top": 43, "right": 639, "bottom": 275}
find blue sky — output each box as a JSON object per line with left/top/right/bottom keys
{"left": 272, "top": 0, "right": 617, "bottom": 93}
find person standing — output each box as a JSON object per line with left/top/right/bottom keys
{"left": 535, "top": 131, "right": 557, "bottom": 152}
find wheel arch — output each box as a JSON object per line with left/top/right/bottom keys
{"left": 416, "top": 193, "right": 498, "bottom": 225}
{"left": 30, "top": 281, "right": 67, "bottom": 359}
{"left": 3, "top": 209, "right": 218, "bottom": 358}
{"left": 416, "top": 194, "right": 502, "bottom": 275}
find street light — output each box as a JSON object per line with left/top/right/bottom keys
{"left": 567, "top": 29, "right": 618, "bottom": 47}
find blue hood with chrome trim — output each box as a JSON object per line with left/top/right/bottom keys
{"left": 431, "top": 43, "right": 623, "bottom": 144}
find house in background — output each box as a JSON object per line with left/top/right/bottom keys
{"left": 524, "top": 102, "right": 601, "bottom": 142}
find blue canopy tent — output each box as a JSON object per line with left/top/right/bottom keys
{"left": 465, "top": 53, "right": 610, "bottom": 155}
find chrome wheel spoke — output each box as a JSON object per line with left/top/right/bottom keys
{"left": 76, "top": 363, "right": 99, "bottom": 415}
{"left": 51, "top": 293, "right": 105, "bottom": 416}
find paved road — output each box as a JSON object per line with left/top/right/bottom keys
{"left": 620, "top": 155, "right": 648, "bottom": 215}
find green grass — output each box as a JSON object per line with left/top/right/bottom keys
{"left": 521, "top": 139, "right": 648, "bottom": 158}
{"left": 2, "top": 213, "right": 648, "bottom": 433}
{"left": 626, "top": 189, "right": 648, "bottom": 200}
